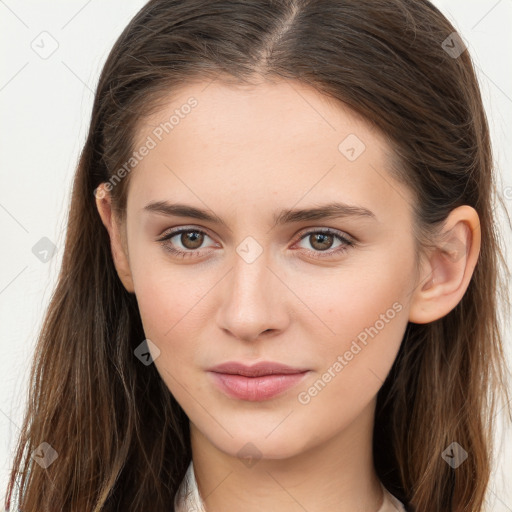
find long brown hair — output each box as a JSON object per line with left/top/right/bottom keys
{"left": 4, "top": 1, "right": 510, "bottom": 510}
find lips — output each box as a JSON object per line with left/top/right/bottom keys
{"left": 207, "top": 361, "right": 310, "bottom": 401}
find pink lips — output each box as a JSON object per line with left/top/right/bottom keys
{"left": 207, "top": 361, "right": 310, "bottom": 401}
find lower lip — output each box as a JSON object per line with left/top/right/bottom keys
{"left": 208, "top": 371, "right": 309, "bottom": 401}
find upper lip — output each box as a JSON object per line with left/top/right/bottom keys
{"left": 208, "top": 361, "right": 310, "bottom": 377}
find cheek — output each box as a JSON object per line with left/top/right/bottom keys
{"left": 130, "top": 249, "right": 212, "bottom": 340}
{"left": 285, "top": 268, "right": 411, "bottom": 452}
{"left": 289, "top": 249, "right": 414, "bottom": 358}
{"left": 293, "top": 276, "right": 408, "bottom": 408}
{"left": 131, "top": 263, "right": 208, "bottom": 403}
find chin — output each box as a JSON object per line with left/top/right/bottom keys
{"left": 205, "top": 426, "right": 310, "bottom": 462}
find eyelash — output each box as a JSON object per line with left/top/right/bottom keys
{"left": 156, "top": 226, "right": 356, "bottom": 260}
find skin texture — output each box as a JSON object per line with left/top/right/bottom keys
{"left": 96, "top": 78, "right": 481, "bottom": 511}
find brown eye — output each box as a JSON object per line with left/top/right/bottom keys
{"left": 157, "top": 228, "right": 216, "bottom": 258}
{"left": 179, "top": 230, "right": 204, "bottom": 249}
{"left": 295, "top": 228, "right": 355, "bottom": 259}
{"left": 308, "top": 232, "right": 334, "bottom": 251}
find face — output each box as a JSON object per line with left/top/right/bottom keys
{"left": 116, "top": 78, "right": 420, "bottom": 460}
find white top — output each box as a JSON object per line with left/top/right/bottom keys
{"left": 174, "top": 461, "right": 406, "bottom": 511}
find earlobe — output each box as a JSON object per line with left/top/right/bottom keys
{"left": 95, "top": 183, "right": 135, "bottom": 293}
{"left": 408, "top": 206, "right": 481, "bottom": 324}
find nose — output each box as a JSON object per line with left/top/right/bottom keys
{"left": 215, "top": 250, "right": 290, "bottom": 343}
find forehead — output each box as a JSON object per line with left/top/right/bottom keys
{"left": 128, "top": 78, "right": 413, "bottom": 223}
{"left": 134, "top": 77, "right": 381, "bottom": 152}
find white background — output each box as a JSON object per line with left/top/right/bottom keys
{"left": 0, "top": 0, "right": 510, "bottom": 509}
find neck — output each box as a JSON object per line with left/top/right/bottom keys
{"left": 189, "top": 398, "right": 383, "bottom": 512}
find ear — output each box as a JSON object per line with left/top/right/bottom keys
{"left": 95, "top": 183, "right": 135, "bottom": 293}
{"left": 408, "top": 205, "right": 481, "bottom": 324}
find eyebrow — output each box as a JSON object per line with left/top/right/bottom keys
{"left": 143, "top": 200, "right": 376, "bottom": 228}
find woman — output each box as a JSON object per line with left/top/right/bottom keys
{"left": 4, "top": 1, "right": 510, "bottom": 510}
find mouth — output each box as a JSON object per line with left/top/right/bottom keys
{"left": 207, "top": 361, "right": 311, "bottom": 401}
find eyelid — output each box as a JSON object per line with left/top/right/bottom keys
{"left": 157, "top": 225, "right": 355, "bottom": 242}
{"left": 157, "top": 224, "right": 214, "bottom": 240}
{"left": 294, "top": 226, "right": 356, "bottom": 245}
{"left": 156, "top": 225, "right": 356, "bottom": 258}
{"left": 156, "top": 226, "right": 218, "bottom": 247}
{"left": 291, "top": 228, "right": 355, "bottom": 260}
